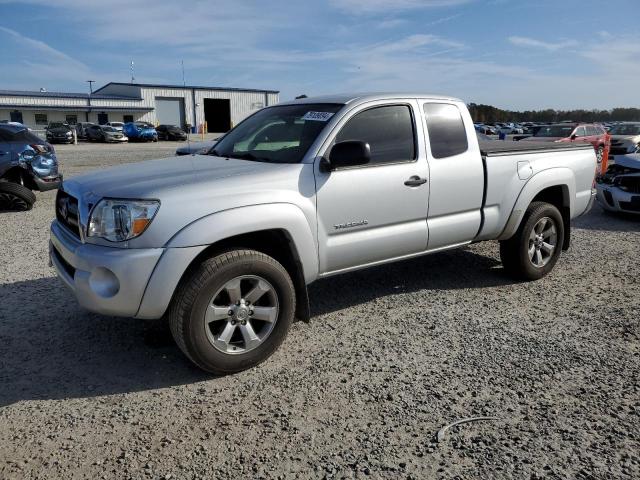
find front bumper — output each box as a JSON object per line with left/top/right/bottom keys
{"left": 33, "top": 173, "right": 63, "bottom": 192}
{"left": 49, "top": 220, "right": 164, "bottom": 317}
{"left": 596, "top": 184, "right": 640, "bottom": 214}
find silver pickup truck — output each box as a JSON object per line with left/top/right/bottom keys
{"left": 50, "top": 93, "right": 597, "bottom": 374}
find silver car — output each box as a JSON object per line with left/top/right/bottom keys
{"left": 596, "top": 154, "right": 640, "bottom": 214}
{"left": 608, "top": 123, "right": 640, "bottom": 159}
{"left": 101, "top": 126, "right": 128, "bottom": 143}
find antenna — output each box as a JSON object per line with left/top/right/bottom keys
{"left": 130, "top": 61, "right": 135, "bottom": 83}
{"left": 86, "top": 80, "right": 95, "bottom": 94}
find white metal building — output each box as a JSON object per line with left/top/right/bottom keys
{"left": 0, "top": 82, "right": 279, "bottom": 133}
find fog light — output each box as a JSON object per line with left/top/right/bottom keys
{"left": 89, "top": 267, "right": 120, "bottom": 298}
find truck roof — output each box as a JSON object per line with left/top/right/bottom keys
{"left": 278, "top": 93, "right": 462, "bottom": 106}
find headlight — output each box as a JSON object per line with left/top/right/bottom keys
{"left": 88, "top": 199, "right": 160, "bottom": 242}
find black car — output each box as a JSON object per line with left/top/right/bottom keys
{"left": 0, "top": 124, "right": 62, "bottom": 210}
{"left": 156, "top": 124, "right": 188, "bottom": 141}
{"left": 46, "top": 122, "right": 74, "bottom": 144}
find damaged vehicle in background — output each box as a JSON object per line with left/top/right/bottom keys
{"left": 123, "top": 122, "right": 158, "bottom": 142}
{"left": 0, "top": 123, "right": 62, "bottom": 210}
{"left": 86, "top": 125, "right": 128, "bottom": 143}
{"left": 607, "top": 123, "right": 640, "bottom": 159}
{"left": 596, "top": 153, "right": 640, "bottom": 215}
{"left": 156, "top": 124, "right": 188, "bottom": 141}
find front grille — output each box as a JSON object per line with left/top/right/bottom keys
{"left": 618, "top": 177, "right": 640, "bottom": 194}
{"left": 56, "top": 190, "right": 81, "bottom": 239}
{"left": 619, "top": 197, "right": 640, "bottom": 212}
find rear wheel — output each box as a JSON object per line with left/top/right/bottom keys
{"left": 168, "top": 249, "right": 295, "bottom": 374}
{"left": 0, "top": 182, "right": 36, "bottom": 211}
{"left": 500, "top": 201, "right": 564, "bottom": 280}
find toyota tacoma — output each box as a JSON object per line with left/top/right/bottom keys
{"left": 50, "top": 94, "right": 597, "bottom": 374}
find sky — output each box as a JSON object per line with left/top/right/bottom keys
{"left": 0, "top": 0, "right": 639, "bottom": 111}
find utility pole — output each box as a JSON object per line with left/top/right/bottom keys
{"left": 86, "top": 80, "right": 95, "bottom": 122}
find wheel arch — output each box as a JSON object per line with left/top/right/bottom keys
{"left": 137, "top": 203, "right": 318, "bottom": 322}
{"left": 498, "top": 167, "right": 575, "bottom": 247}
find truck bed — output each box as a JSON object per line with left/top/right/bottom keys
{"left": 479, "top": 140, "right": 593, "bottom": 157}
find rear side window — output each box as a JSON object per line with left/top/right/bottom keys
{"left": 424, "top": 103, "right": 468, "bottom": 159}
{"left": 335, "top": 105, "right": 416, "bottom": 165}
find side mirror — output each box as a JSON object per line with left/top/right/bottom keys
{"left": 326, "top": 140, "right": 371, "bottom": 170}
{"left": 570, "top": 134, "right": 577, "bottom": 140}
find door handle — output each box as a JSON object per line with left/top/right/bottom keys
{"left": 404, "top": 175, "right": 427, "bottom": 187}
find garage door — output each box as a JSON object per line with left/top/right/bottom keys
{"left": 155, "top": 97, "right": 185, "bottom": 126}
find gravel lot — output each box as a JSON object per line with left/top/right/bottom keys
{"left": 1, "top": 142, "right": 639, "bottom": 479}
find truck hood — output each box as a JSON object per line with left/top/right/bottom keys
{"left": 610, "top": 134, "right": 640, "bottom": 143}
{"left": 520, "top": 136, "right": 562, "bottom": 143}
{"left": 64, "top": 155, "right": 291, "bottom": 199}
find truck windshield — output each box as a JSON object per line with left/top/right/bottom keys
{"left": 211, "top": 103, "right": 343, "bottom": 163}
{"left": 609, "top": 124, "right": 640, "bottom": 135}
{"left": 534, "top": 125, "right": 576, "bottom": 137}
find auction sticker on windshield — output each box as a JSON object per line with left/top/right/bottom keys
{"left": 302, "top": 111, "right": 335, "bottom": 122}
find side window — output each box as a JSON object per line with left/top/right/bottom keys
{"left": 424, "top": 103, "right": 468, "bottom": 159}
{"left": 575, "top": 127, "right": 586, "bottom": 137}
{"left": 335, "top": 105, "right": 416, "bottom": 165}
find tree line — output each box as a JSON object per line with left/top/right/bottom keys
{"left": 468, "top": 103, "right": 640, "bottom": 123}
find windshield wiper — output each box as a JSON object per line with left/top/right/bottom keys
{"left": 225, "top": 152, "right": 274, "bottom": 162}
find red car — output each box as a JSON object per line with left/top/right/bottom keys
{"left": 522, "top": 123, "right": 608, "bottom": 163}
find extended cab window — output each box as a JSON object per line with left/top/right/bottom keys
{"left": 335, "top": 105, "right": 416, "bottom": 165}
{"left": 424, "top": 103, "right": 468, "bottom": 159}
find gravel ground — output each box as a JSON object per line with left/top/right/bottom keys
{"left": 1, "top": 142, "right": 639, "bottom": 479}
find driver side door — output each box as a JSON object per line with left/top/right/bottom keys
{"left": 314, "top": 100, "right": 430, "bottom": 275}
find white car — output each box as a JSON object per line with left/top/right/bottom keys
{"left": 106, "top": 122, "right": 124, "bottom": 132}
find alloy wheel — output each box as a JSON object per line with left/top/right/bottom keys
{"left": 528, "top": 217, "right": 557, "bottom": 268}
{"left": 204, "top": 275, "right": 279, "bottom": 355}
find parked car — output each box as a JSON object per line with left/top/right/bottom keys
{"left": 76, "top": 122, "right": 95, "bottom": 139}
{"left": 0, "top": 123, "right": 62, "bottom": 210}
{"left": 86, "top": 125, "right": 128, "bottom": 143}
{"left": 521, "top": 123, "right": 608, "bottom": 163}
{"left": 175, "top": 140, "right": 218, "bottom": 156}
{"left": 50, "top": 93, "right": 596, "bottom": 374}
{"left": 156, "top": 124, "right": 188, "bottom": 141}
{"left": 106, "top": 122, "right": 125, "bottom": 132}
{"left": 46, "top": 122, "right": 74, "bottom": 144}
{"left": 607, "top": 122, "right": 640, "bottom": 158}
{"left": 123, "top": 122, "right": 158, "bottom": 142}
{"left": 596, "top": 153, "right": 640, "bottom": 214}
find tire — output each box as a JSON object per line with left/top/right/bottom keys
{"left": 168, "top": 249, "right": 296, "bottom": 374}
{"left": 0, "top": 182, "right": 36, "bottom": 211}
{"left": 499, "top": 201, "right": 564, "bottom": 281}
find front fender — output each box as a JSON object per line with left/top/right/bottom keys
{"left": 498, "top": 167, "right": 575, "bottom": 241}
{"left": 166, "top": 202, "right": 319, "bottom": 283}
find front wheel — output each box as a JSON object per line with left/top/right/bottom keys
{"left": 168, "top": 250, "right": 296, "bottom": 374}
{"left": 500, "top": 201, "right": 564, "bottom": 280}
{"left": 0, "top": 182, "right": 36, "bottom": 211}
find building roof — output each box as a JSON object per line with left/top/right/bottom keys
{"left": 0, "top": 89, "right": 141, "bottom": 100}
{"left": 93, "top": 82, "right": 279, "bottom": 95}
{"left": 0, "top": 104, "right": 153, "bottom": 112}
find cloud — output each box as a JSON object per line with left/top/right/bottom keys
{"left": 508, "top": 36, "right": 578, "bottom": 51}
{"left": 0, "top": 26, "right": 88, "bottom": 70}
{"left": 330, "top": 0, "right": 472, "bottom": 14}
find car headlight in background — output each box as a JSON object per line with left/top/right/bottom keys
{"left": 88, "top": 199, "right": 160, "bottom": 242}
